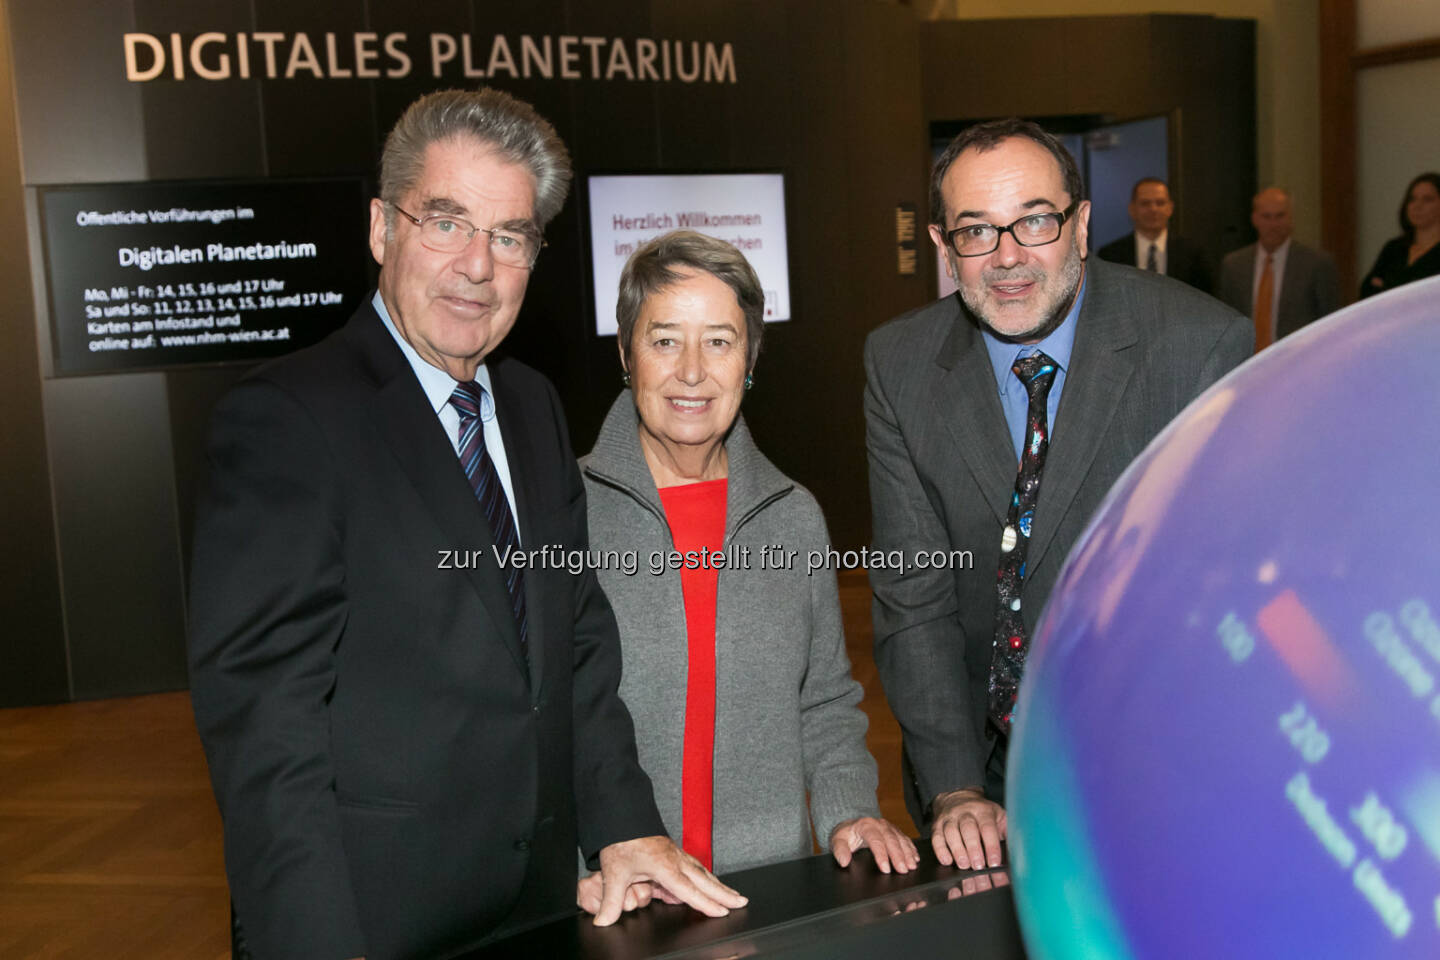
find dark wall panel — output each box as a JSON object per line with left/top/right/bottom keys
{"left": 7, "top": 0, "right": 147, "bottom": 184}
{"left": 44, "top": 373, "right": 188, "bottom": 698}
{"left": 0, "top": 4, "right": 67, "bottom": 706}
{"left": 134, "top": 0, "right": 267, "bottom": 180}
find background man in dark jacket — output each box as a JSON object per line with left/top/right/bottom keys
{"left": 1098, "top": 177, "right": 1213, "bottom": 293}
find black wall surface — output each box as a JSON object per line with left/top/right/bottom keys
{"left": 920, "top": 15, "right": 1257, "bottom": 280}
{"left": 1, "top": 4, "right": 67, "bottom": 707}
{"left": 1, "top": 1, "right": 1254, "bottom": 704}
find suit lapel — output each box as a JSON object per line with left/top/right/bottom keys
{"left": 1028, "top": 266, "right": 1137, "bottom": 571}
{"left": 489, "top": 360, "right": 546, "bottom": 694}
{"left": 932, "top": 298, "right": 1019, "bottom": 525}
{"left": 349, "top": 310, "right": 530, "bottom": 685}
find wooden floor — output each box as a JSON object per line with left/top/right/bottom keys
{"left": 0, "top": 694, "right": 231, "bottom": 959}
{"left": 0, "top": 571, "right": 906, "bottom": 959}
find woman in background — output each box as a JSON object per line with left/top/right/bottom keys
{"left": 1360, "top": 172, "right": 1440, "bottom": 298}
{"left": 577, "top": 231, "right": 914, "bottom": 911}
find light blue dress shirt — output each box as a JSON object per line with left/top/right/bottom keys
{"left": 980, "top": 275, "right": 1086, "bottom": 463}
{"left": 373, "top": 291, "right": 522, "bottom": 540}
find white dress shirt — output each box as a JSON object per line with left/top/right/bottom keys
{"left": 372, "top": 291, "right": 522, "bottom": 540}
{"left": 1136, "top": 229, "right": 1168, "bottom": 275}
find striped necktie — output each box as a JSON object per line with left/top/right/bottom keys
{"left": 450, "top": 381, "right": 527, "bottom": 656}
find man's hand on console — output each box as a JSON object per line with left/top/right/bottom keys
{"left": 929, "top": 788, "right": 1006, "bottom": 870}
{"left": 828, "top": 816, "right": 919, "bottom": 874}
{"left": 581, "top": 835, "right": 747, "bottom": 926}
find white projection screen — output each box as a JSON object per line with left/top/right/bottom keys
{"left": 587, "top": 173, "right": 791, "bottom": 336}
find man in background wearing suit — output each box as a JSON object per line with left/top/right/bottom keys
{"left": 865, "top": 120, "right": 1250, "bottom": 877}
{"left": 1219, "top": 187, "right": 1339, "bottom": 351}
{"left": 1098, "top": 177, "right": 1213, "bottom": 293}
{"left": 188, "top": 89, "right": 743, "bottom": 960}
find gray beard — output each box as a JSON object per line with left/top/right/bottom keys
{"left": 955, "top": 245, "right": 1085, "bottom": 345}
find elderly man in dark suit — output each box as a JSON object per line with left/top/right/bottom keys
{"left": 188, "top": 88, "right": 744, "bottom": 960}
{"left": 865, "top": 119, "right": 1250, "bottom": 876}
{"left": 1098, "top": 177, "right": 1213, "bottom": 293}
{"left": 1219, "top": 186, "right": 1340, "bottom": 351}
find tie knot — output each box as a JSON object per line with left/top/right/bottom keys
{"left": 450, "top": 381, "right": 488, "bottom": 422}
{"left": 1012, "top": 351, "right": 1058, "bottom": 402}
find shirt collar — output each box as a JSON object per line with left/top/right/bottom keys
{"left": 1144, "top": 228, "right": 1168, "bottom": 252}
{"left": 981, "top": 271, "right": 1085, "bottom": 398}
{"left": 373, "top": 290, "right": 495, "bottom": 415}
{"left": 1260, "top": 237, "right": 1292, "bottom": 260}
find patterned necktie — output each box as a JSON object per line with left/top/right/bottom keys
{"left": 451, "top": 381, "right": 528, "bottom": 657}
{"left": 988, "top": 351, "right": 1058, "bottom": 733}
{"left": 1254, "top": 253, "right": 1275, "bottom": 352}
{"left": 1145, "top": 241, "right": 1158, "bottom": 272}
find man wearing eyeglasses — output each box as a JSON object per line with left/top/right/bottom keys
{"left": 864, "top": 119, "right": 1249, "bottom": 878}
{"left": 188, "top": 88, "right": 744, "bottom": 960}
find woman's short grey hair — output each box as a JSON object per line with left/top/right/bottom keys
{"left": 616, "top": 230, "right": 766, "bottom": 371}
{"left": 379, "top": 88, "right": 572, "bottom": 229}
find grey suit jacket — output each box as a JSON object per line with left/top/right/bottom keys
{"left": 864, "top": 258, "right": 1251, "bottom": 821}
{"left": 1218, "top": 240, "right": 1340, "bottom": 341}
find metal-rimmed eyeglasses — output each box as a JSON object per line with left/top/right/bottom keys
{"left": 943, "top": 202, "right": 1079, "bottom": 257}
{"left": 391, "top": 203, "right": 545, "bottom": 268}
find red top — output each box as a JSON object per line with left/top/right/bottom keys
{"left": 657, "top": 478, "right": 727, "bottom": 870}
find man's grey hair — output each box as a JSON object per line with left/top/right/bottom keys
{"left": 616, "top": 230, "right": 765, "bottom": 372}
{"left": 379, "top": 88, "right": 572, "bottom": 229}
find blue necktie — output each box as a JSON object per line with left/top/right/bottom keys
{"left": 450, "top": 381, "right": 527, "bottom": 656}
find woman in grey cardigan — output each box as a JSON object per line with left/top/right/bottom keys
{"left": 576, "top": 231, "right": 915, "bottom": 912}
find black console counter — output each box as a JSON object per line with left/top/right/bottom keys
{"left": 459, "top": 851, "right": 1028, "bottom": 960}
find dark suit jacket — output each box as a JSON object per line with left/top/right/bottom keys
{"left": 864, "top": 258, "right": 1250, "bottom": 823}
{"left": 1098, "top": 231, "right": 1213, "bottom": 294}
{"left": 1218, "top": 240, "right": 1340, "bottom": 340}
{"left": 188, "top": 301, "right": 664, "bottom": 960}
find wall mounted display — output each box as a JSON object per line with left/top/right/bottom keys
{"left": 586, "top": 172, "right": 791, "bottom": 336}
{"left": 39, "top": 178, "right": 369, "bottom": 375}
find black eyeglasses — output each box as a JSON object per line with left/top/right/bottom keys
{"left": 391, "top": 203, "right": 545, "bottom": 268}
{"left": 943, "top": 203, "right": 1079, "bottom": 257}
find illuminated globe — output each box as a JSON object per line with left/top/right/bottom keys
{"left": 1008, "top": 276, "right": 1440, "bottom": 959}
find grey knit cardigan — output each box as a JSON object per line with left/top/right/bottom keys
{"left": 580, "top": 392, "right": 880, "bottom": 874}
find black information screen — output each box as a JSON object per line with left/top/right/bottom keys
{"left": 39, "top": 178, "right": 370, "bottom": 375}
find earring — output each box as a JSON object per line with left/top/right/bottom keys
{"left": 622, "top": 372, "right": 631, "bottom": 387}
{"left": 744, "top": 373, "right": 754, "bottom": 391}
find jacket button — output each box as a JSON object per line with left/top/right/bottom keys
{"left": 514, "top": 839, "right": 530, "bottom": 852}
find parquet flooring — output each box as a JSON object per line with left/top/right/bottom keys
{"left": 0, "top": 693, "right": 229, "bottom": 960}
{"left": 0, "top": 571, "right": 906, "bottom": 959}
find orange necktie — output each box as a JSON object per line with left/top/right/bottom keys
{"left": 1253, "top": 253, "right": 1274, "bottom": 352}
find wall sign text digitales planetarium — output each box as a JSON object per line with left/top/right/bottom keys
{"left": 122, "top": 32, "right": 738, "bottom": 84}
